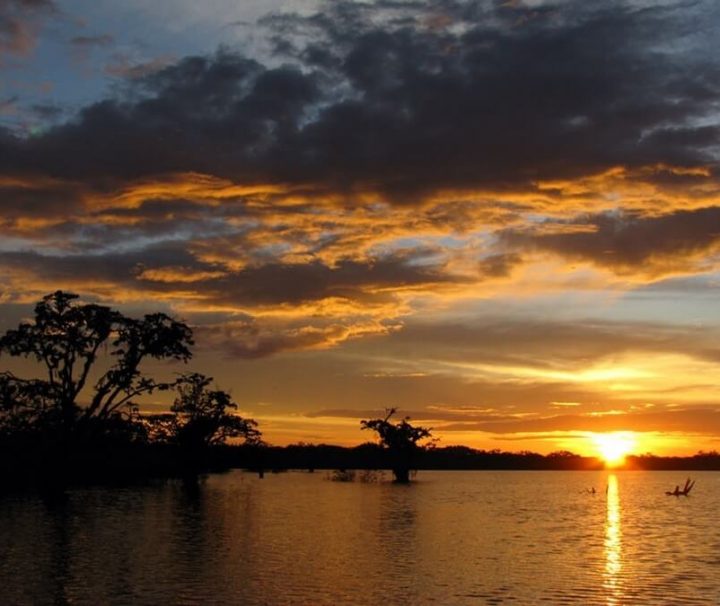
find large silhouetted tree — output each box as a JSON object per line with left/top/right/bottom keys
{"left": 0, "top": 291, "right": 193, "bottom": 440}
{"left": 361, "top": 408, "right": 432, "bottom": 483}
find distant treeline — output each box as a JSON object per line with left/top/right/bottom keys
{"left": 5, "top": 441, "right": 719, "bottom": 493}
{"left": 221, "top": 443, "right": 720, "bottom": 472}
{"left": 624, "top": 452, "right": 720, "bottom": 471}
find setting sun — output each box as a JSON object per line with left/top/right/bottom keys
{"left": 592, "top": 432, "right": 637, "bottom": 467}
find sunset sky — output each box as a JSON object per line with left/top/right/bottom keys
{"left": 1, "top": 0, "right": 719, "bottom": 456}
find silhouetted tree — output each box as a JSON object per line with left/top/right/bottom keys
{"left": 0, "top": 291, "right": 193, "bottom": 441}
{"left": 0, "top": 373, "right": 53, "bottom": 436}
{"left": 170, "top": 373, "right": 261, "bottom": 452}
{"left": 360, "top": 408, "right": 432, "bottom": 483}
{"left": 139, "top": 373, "right": 260, "bottom": 473}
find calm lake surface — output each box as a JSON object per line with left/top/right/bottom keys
{"left": 1, "top": 470, "right": 719, "bottom": 605}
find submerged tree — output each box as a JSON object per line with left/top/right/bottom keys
{"left": 360, "top": 408, "right": 432, "bottom": 483}
{"left": 0, "top": 291, "right": 193, "bottom": 440}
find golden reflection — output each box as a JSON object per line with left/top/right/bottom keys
{"left": 604, "top": 474, "right": 622, "bottom": 604}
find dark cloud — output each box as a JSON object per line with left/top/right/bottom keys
{"left": 197, "top": 320, "right": 388, "bottom": 359}
{"left": 502, "top": 206, "right": 720, "bottom": 273}
{"left": 0, "top": 244, "right": 456, "bottom": 305}
{"left": 1, "top": 0, "right": 717, "bottom": 201}
{"left": 29, "top": 102, "right": 64, "bottom": 120}
{"left": 96, "top": 197, "right": 217, "bottom": 221}
{"left": 0, "top": 242, "right": 198, "bottom": 284}
{"left": 143, "top": 254, "right": 457, "bottom": 306}
{"left": 0, "top": 181, "right": 85, "bottom": 218}
{"left": 479, "top": 253, "right": 522, "bottom": 277}
{"left": 1, "top": 51, "right": 320, "bottom": 183}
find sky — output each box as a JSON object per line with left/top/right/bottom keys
{"left": 1, "top": 0, "right": 720, "bottom": 456}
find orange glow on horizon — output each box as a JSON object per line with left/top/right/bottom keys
{"left": 591, "top": 432, "right": 637, "bottom": 467}
{"left": 242, "top": 419, "right": 714, "bottom": 458}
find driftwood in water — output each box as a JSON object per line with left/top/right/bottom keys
{"left": 665, "top": 477, "right": 695, "bottom": 496}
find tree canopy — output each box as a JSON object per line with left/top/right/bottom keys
{"left": 0, "top": 290, "right": 193, "bottom": 437}
{"left": 0, "top": 291, "right": 266, "bottom": 487}
{"left": 145, "top": 372, "right": 261, "bottom": 451}
{"left": 361, "top": 408, "right": 432, "bottom": 482}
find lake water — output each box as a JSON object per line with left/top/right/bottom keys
{"left": 1, "top": 470, "right": 719, "bottom": 605}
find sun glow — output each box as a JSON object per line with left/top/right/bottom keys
{"left": 592, "top": 432, "right": 637, "bottom": 467}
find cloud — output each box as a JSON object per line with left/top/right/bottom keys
{"left": 302, "top": 404, "right": 720, "bottom": 437}
{"left": 0, "top": 174, "right": 86, "bottom": 220}
{"left": 438, "top": 408, "right": 720, "bottom": 435}
{"left": 0, "top": 0, "right": 55, "bottom": 60}
{"left": 502, "top": 206, "right": 720, "bottom": 277}
{"left": 2, "top": 0, "right": 720, "bottom": 366}
{"left": 358, "top": 316, "right": 720, "bottom": 369}
{"left": 69, "top": 34, "right": 113, "bottom": 47}
{"left": 0, "top": 52, "right": 322, "bottom": 185}
{"left": 305, "top": 406, "right": 515, "bottom": 423}
{"left": 68, "top": 33, "right": 114, "bottom": 64}
{"left": 479, "top": 253, "right": 523, "bottom": 278}
{"left": 29, "top": 102, "right": 64, "bottom": 120}
{"left": 0, "top": 95, "right": 19, "bottom": 115}
{"left": 103, "top": 54, "right": 176, "bottom": 79}
{"left": 197, "top": 314, "right": 399, "bottom": 358}
{"left": 0, "top": 242, "right": 456, "bottom": 304}
{"left": 297, "top": 401, "right": 720, "bottom": 443}
{"left": 135, "top": 266, "right": 226, "bottom": 283}
{"left": 211, "top": 254, "right": 455, "bottom": 305}
{"left": 0, "top": 0, "right": 717, "bottom": 200}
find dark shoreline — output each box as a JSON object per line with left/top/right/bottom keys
{"left": 236, "top": 443, "right": 720, "bottom": 472}
{"left": 3, "top": 442, "right": 719, "bottom": 496}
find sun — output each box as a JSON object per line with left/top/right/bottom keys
{"left": 591, "top": 432, "right": 636, "bottom": 467}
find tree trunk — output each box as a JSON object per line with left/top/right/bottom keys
{"left": 392, "top": 466, "right": 410, "bottom": 483}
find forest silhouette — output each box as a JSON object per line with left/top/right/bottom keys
{"left": 2, "top": 291, "right": 720, "bottom": 494}
{"left": 0, "top": 291, "right": 261, "bottom": 491}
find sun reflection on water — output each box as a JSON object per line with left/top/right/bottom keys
{"left": 604, "top": 474, "right": 622, "bottom": 604}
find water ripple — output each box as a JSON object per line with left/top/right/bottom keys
{"left": 2, "top": 470, "right": 720, "bottom": 604}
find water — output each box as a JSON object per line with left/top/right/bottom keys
{"left": 1, "top": 470, "right": 719, "bottom": 605}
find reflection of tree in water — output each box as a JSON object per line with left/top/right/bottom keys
{"left": 230, "top": 478, "right": 262, "bottom": 583}
{"left": 377, "top": 485, "right": 422, "bottom": 587}
{"left": 169, "top": 477, "right": 213, "bottom": 588}
{"left": 167, "top": 476, "right": 259, "bottom": 602}
{"left": 44, "top": 498, "right": 73, "bottom": 605}
{"left": 41, "top": 491, "right": 141, "bottom": 603}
